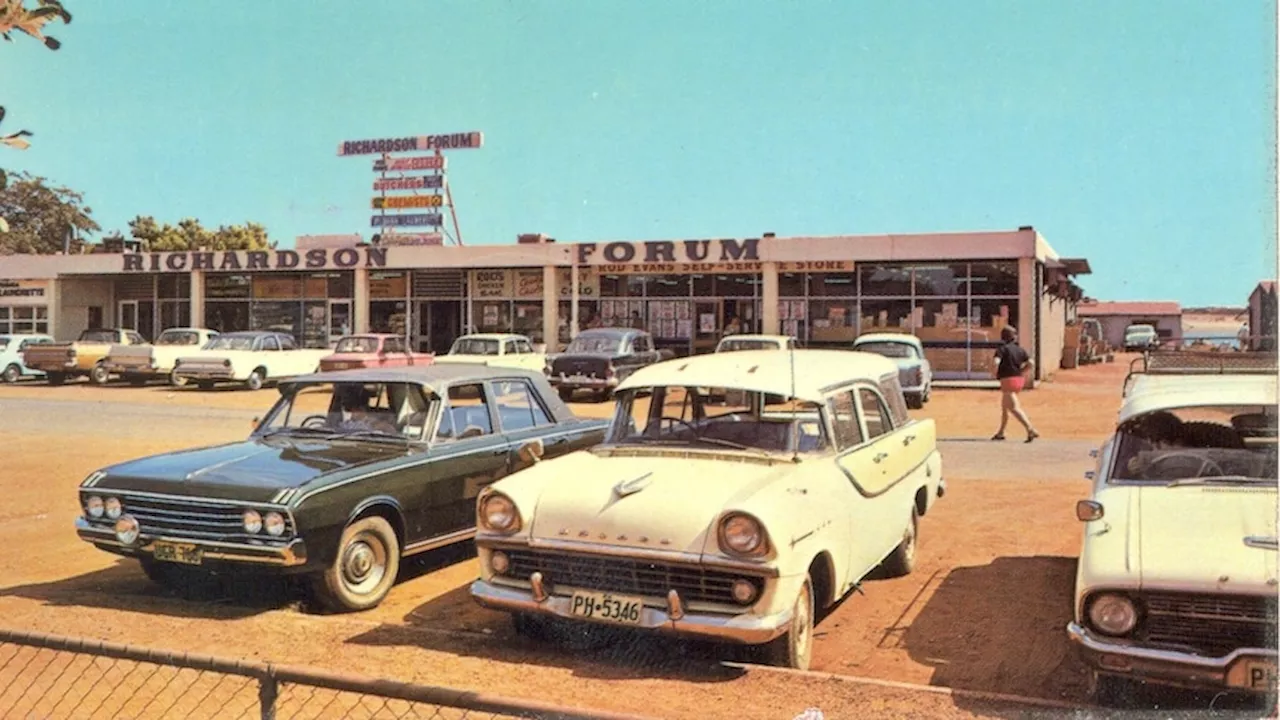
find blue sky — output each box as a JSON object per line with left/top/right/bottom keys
{"left": 3, "top": 0, "right": 1275, "bottom": 305}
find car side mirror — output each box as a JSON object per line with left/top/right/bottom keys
{"left": 1089, "top": 448, "right": 1099, "bottom": 458}
{"left": 1076, "top": 500, "right": 1104, "bottom": 521}
{"left": 250, "top": 416, "right": 260, "bottom": 430}
{"left": 517, "top": 438, "right": 545, "bottom": 465}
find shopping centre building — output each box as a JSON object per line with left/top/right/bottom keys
{"left": 0, "top": 226, "right": 1090, "bottom": 382}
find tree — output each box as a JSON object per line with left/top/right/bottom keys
{"left": 1, "top": 0, "right": 72, "bottom": 183}
{"left": 126, "top": 215, "right": 275, "bottom": 251}
{"left": 0, "top": 170, "right": 98, "bottom": 254}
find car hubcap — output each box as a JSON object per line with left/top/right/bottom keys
{"left": 794, "top": 588, "right": 812, "bottom": 663}
{"left": 3, "top": 367, "right": 16, "bottom": 382}
{"left": 341, "top": 536, "right": 386, "bottom": 594}
{"left": 904, "top": 518, "right": 917, "bottom": 562}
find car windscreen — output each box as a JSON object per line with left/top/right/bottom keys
{"left": 335, "top": 337, "right": 380, "bottom": 354}
{"left": 205, "top": 335, "right": 256, "bottom": 351}
{"left": 1110, "top": 404, "right": 1277, "bottom": 484}
{"left": 608, "top": 385, "right": 827, "bottom": 455}
{"left": 855, "top": 341, "right": 916, "bottom": 359}
{"left": 450, "top": 338, "right": 499, "bottom": 355}
{"left": 258, "top": 381, "right": 431, "bottom": 441}
{"left": 566, "top": 336, "right": 621, "bottom": 354}
{"left": 719, "top": 339, "right": 780, "bottom": 352}
{"left": 156, "top": 331, "right": 199, "bottom": 346}
{"left": 80, "top": 331, "right": 116, "bottom": 343}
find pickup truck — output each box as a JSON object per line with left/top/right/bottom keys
{"left": 24, "top": 328, "right": 148, "bottom": 385}
{"left": 106, "top": 327, "right": 220, "bottom": 386}
{"left": 433, "top": 333, "right": 548, "bottom": 373}
{"left": 172, "top": 331, "right": 331, "bottom": 391}
{"left": 319, "top": 334, "right": 435, "bottom": 371}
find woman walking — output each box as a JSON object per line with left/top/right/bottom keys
{"left": 992, "top": 326, "right": 1040, "bottom": 442}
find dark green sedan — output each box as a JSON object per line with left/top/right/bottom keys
{"left": 74, "top": 364, "right": 609, "bottom": 612}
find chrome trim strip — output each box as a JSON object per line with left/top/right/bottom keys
{"left": 1244, "top": 535, "right": 1279, "bottom": 551}
{"left": 402, "top": 527, "right": 477, "bottom": 556}
{"left": 476, "top": 537, "right": 780, "bottom": 577}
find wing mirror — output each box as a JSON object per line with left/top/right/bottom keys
{"left": 250, "top": 416, "right": 260, "bottom": 431}
{"left": 1089, "top": 448, "right": 1099, "bottom": 458}
{"left": 1076, "top": 500, "right": 1104, "bottom": 522}
{"left": 517, "top": 438, "right": 545, "bottom": 465}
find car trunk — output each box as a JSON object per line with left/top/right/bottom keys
{"left": 551, "top": 354, "right": 612, "bottom": 379}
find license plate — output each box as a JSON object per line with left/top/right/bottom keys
{"left": 153, "top": 541, "right": 203, "bottom": 566}
{"left": 569, "top": 591, "right": 643, "bottom": 625}
{"left": 1227, "top": 657, "right": 1278, "bottom": 691}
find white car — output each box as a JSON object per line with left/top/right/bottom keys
{"left": 433, "top": 333, "right": 548, "bottom": 373}
{"left": 173, "top": 331, "right": 331, "bottom": 391}
{"left": 1123, "top": 324, "right": 1160, "bottom": 352}
{"left": 715, "top": 334, "right": 798, "bottom": 353}
{"left": 1069, "top": 351, "right": 1278, "bottom": 704}
{"left": 0, "top": 333, "right": 55, "bottom": 383}
{"left": 469, "top": 349, "right": 944, "bottom": 670}
{"left": 852, "top": 333, "right": 932, "bottom": 409}
{"left": 105, "top": 327, "right": 220, "bottom": 386}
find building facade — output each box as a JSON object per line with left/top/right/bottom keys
{"left": 0, "top": 227, "right": 1088, "bottom": 382}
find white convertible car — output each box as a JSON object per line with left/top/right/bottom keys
{"left": 469, "top": 349, "right": 944, "bottom": 670}
{"left": 173, "top": 331, "right": 330, "bottom": 390}
{"left": 1070, "top": 351, "right": 1278, "bottom": 704}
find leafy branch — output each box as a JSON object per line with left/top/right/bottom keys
{"left": 0, "top": 0, "right": 72, "bottom": 183}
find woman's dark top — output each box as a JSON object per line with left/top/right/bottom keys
{"left": 994, "top": 341, "right": 1030, "bottom": 379}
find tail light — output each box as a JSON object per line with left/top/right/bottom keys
{"left": 605, "top": 364, "right": 615, "bottom": 379}
{"left": 913, "top": 367, "right": 923, "bottom": 384}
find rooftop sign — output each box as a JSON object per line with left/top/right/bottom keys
{"left": 374, "top": 176, "right": 444, "bottom": 192}
{"left": 339, "top": 132, "right": 483, "bottom": 156}
{"left": 372, "top": 195, "right": 444, "bottom": 209}
{"left": 370, "top": 214, "right": 444, "bottom": 227}
{"left": 374, "top": 156, "right": 446, "bottom": 172}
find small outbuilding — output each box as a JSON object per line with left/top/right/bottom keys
{"left": 1077, "top": 300, "right": 1182, "bottom": 349}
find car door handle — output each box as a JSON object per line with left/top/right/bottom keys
{"left": 902, "top": 435, "right": 916, "bottom": 446}
{"left": 873, "top": 452, "right": 888, "bottom": 463}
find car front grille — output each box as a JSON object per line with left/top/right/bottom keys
{"left": 86, "top": 493, "right": 294, "bottom": 542}
{"left": 1141, "top": 592, "right": 1278, "bottom": 657}
{"left": 500, "top": 548, "right": 764, "bottom": 606}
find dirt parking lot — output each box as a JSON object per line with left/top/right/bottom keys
{"left": 0, "top": 356, "right": 1270, "bottom": 718}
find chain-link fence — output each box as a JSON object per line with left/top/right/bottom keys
{"left": 0, "top": 628, "right": 653, "bottom": 720}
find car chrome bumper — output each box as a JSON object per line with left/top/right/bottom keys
{"left": 108, "top": 364, "right": 159, "bottom": 375}
{"left": 469, "top": 578, "right": 790, "bottom": 644}
{"left": 174, "top": 367, "right": 234, "bottom": 380}
{"left": 550, "top": 374, "right": 618, "bottom": 389}
{"left": 75, "top": 517, "right": 307, "bottom": 567}
{"left": 1067, "top": 622, "right": 1278, "bottom": 692}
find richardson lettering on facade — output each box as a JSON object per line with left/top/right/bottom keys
{"left": 338, "top": 132, "right": 484, "bottom": 156}
{"left": 121, "top": 247, "right": 389, "bottom": 273}
{"left": 576, "top": 238, "right": 761, "bottom": 266}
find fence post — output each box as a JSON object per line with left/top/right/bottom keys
{"left": 259, "top": 671, "right": 278, "bottom": 720}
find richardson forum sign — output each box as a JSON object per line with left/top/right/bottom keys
{"left": 338, "top": 132, "right": 484, "bottom": 156}
{"left": 121, "top": 247, "right": 390, "bottom": 273}
{"left": 574, "top": 237, "right": 764, "bottom": 273}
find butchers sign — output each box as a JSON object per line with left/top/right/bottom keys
{"left": 575, "top": 238, "right": 762, "bottom": 273}
{"left": 121, "top": 247, "right": 389, "bottom": 273}
{"left": 373, "top": 176, "right": 444, "bottom": 192}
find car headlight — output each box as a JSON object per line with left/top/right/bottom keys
{"left": 263, "top": 511, "right": 285, "bottom": 537}
{"left": 1088, "top": 593, "right": 1139, "bottom": 636}
{"left": 104, "top": 497, "right": 122, "bottom": 520}
{"left": 242, "top": 509, "right": 262, "bottom": 534}
{"left": 718, "top": 512, "right": 769, "bottom": 556}
{"left": 85, "top": 495, "right": 104, "bottom": 519}
{"left": 114, "top": 515, "right": 139, "bottom": 545}
{"left": 478, "top": 492, "right": 520, "bottom": 534}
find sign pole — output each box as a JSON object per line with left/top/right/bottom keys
{"left": 444, "top": 179, "right": 464, "bottom": 247}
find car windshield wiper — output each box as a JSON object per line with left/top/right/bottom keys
{"left": 333, "top": 430, "right": 413, "bottom": 445}
{"left": 1167, "top": 475, "right": 1273, "bottom": 488}
{"left": 260, "top": 426, "right": 340, "bottom": 440}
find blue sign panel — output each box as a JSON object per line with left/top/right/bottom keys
{"left": 370, "top": 213, "right": 444, "bottom": 227}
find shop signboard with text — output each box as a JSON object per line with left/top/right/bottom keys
{"left": 373, "top": 156, "right": 447, "bottom": 172}
{"left": 369, "top": 214, "right": 444, "bottom": 228}
{"left": 575, "top": 238, "right": 764, "bottom": 274}
{"left": 121, "top": 247, "right": 389, "bottom": 273}
{"left": 0, "top": 279, "right": 49, "bottom": 305}
{"left": 373, "top": 175, "right": 444, "bottom": 192}
{"left": 372, "top": 195, "right": 445, "bottom": 209}
{"left": 339, "top": 132, "right": 483, "bottom": 156}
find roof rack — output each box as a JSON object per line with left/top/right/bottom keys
{"left": 1122, "top": 350, "right": 1278, "bottom": 397}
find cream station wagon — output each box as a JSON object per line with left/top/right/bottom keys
{"left": 469, "top": 349, "right": 944, "bottom": 670}
{"left": 1070, "top": 352, "right": 1278, "bottom": 704}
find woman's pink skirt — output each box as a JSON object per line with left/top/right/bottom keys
{"left": 1000, "top": 376, "right": 1025, "bottom": 393}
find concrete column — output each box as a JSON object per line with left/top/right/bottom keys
{"left": 1016, "top": 257, "right": 1036, "bottom": 387}
{"left": 761, "top": 262, "right": 780, "bottom": 335}
{"left": 542, "top": 265, "right": 559, "bottom": 352}
{"left": 353, "top": 267, "right": 370, "bottom": 333}
{"left": 46, "top": 279, "right": 59, "bottom": 339}
{"left": 190, "top": 270, "right": 205, "bottom": 328}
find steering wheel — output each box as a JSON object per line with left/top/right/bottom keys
{"left": 300, "top": 415, "right": 329, "bottom": 429}
{"left": 659, "top": 416, "right": 698, "bottom": 436}
{"left": 1141, "top": 451, "right": 1226, "bottom": 480}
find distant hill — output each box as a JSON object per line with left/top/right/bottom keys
{"left": 1183, "top": 306, "right": 1246, "bottom": 315}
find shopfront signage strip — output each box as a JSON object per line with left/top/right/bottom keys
{"left": 121, "top": 247, "right": 389, "bottom": 273}
{"left": 372, "top": 195, "right": 445, "bottom": 209}
{"left": 373, "top": 175, "right": 445, "bottom": 192}
{"left": 575, "top": 238, "right": 760, "bottom": 267}
{"left": 370, "top": 214, "right": 444, "bottom": 228}
{"left": 0, "top": 279, "right": 47, "bottom": 298}
{"left": 339, "top": 132, "right": 483, "bottom": 156}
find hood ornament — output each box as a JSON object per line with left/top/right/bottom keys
{"left": 613, "top": 472, "right": 654, "bottom": 498}
{"left": 1243, "top": 535, "right": 1279, "bottom": 550}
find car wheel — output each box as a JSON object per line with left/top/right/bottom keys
{"left": 1090, "top": 671, "right": 1140, "bottom": 707}
{"left": 168, "top": 370, "right": 188, "bottom": 387}
{"left": 311, "top": 516, "right": 400, "bottom": 613}
{"left": 46, "top": 372, "right": 65, "bottom": 386}
{"left": 245, "top": 368, "right": 265, "bottom": 391}
{"left": 759, "top": 576, "right": 814, "bottom": 670}
{"left": 89, "top": 362, "right": 110, "bottom": 385}
{"left": 1, "top": 363, "right": 20, "bottom": 383}
{"left": 196, "top": 381, "right": 215, "bottom": 391}
{"left": 879, "top": 507, "right": 918, "bottom": 577}
{"left": 558, "top": 387, "right": 573, "bottom": 402}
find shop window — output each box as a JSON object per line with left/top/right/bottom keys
{"left": 251, "top": 301, "right": 301, "bottom": 341}
{"left": 205, "top": 274, "right": 251, "bottom": 300}
{"left": 691, "top": 273, "right": 715, "bottom": 296}
{"left": 512, "top": 301, "right": 542, "bottom": 343}
{"left": 254, "top": 274, "right": 303, "bottom": 300}
{"left": 968, "top": 261, "right": 1019, "bottom": 296}
{"left": 808, "top": 300, "right": 858, "bottom": 343}
{"left": 327, "top": 271, "right": 355, "bottom": 298}
{"left": 475, "top": 301, "right": 512, "bottom": 333}
{"left": 913, "top": 299, "right": 970, "bottom": 376}
{"left": 858, "top": 264, "right": 911, "bottom": 296}
{"left": 778, "top": 272, "right": 805, "bottom": 296}
{"left": 911, "top": 264, "right": 968, "bottom": 296}
{"left": 858, "top": 298, "right": 914, "bottom": 334}
{"left": 205, "top": 302, "right": 249, "bottom": 333}
{"left": 158, "top": 274, "right": 191, "bottom": 300}
{"left": 370, "top": 301, "right": 407, "bottom": 336}
{"left": 646, "top": 274, "right": 690, "bottom": 297}
{"left": 807, "top": 272, "right": 856, "bottom": 297}
{"left": 715, "top": 274, "right": 758, "bottom": 298}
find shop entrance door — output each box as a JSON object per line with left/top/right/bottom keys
{"left": 118, "top": 301, "right": 138, "bottom": 333}
{"left": 329, "top": 300, "right": 351, "bottom": 345}
{"left": 417, "top": 301, "right": 461, "bottom": 355}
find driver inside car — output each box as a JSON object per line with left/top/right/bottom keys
{"left": 332, "top": 385, "right": 398, "bottom": 434}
